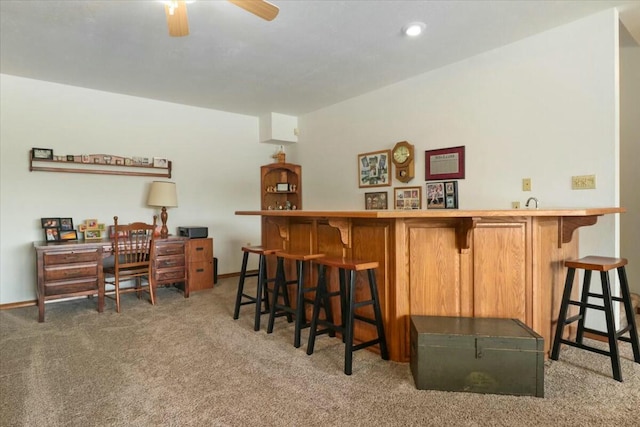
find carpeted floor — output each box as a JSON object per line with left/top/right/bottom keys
{"left": 1, "top": 277, "right": 639, "bottom": 427}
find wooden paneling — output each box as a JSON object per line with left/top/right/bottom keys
{"left": 252, "top": 210, "right": 613, "bottom": 362}
{"left": 408, "top": 222, "right": 461, "bottom": 316}
{"left": 473, "top": 220, "right": 528, "bottom": 322}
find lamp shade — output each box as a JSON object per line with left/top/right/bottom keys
{"left": 147, "top": 181, "right": 178, "bottom": 208}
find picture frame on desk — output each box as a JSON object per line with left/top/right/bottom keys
{"left": 59, "top": 230, "right": 78, "bottom": 241}
{"left": 108, "top": 225, "right": 128, "bottom": 239}
{"left": 44, "top": 228, "right": 60, "bottom": 242}
{"left": 84, "top": 229, "right": 103, "bottom": 240}
{"left": 59, "top": 218, "right": 73, "bottom": 231}
{"left": 41, "top": 217, "right": 60, "bottom": 228}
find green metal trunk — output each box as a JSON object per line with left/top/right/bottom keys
{"left": 410, "top": 316, "right": 544, "bottom": 397}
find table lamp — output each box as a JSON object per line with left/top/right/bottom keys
{"left": 147, "top": 181, "right": 178, "bottom": 239}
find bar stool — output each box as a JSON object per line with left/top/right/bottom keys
{"left": 267, "top": 251, "right": 325, "bottom": 348}
{"left": 233, "top": 246, "right": 279, "bottom": 331}
{"left": 306, "top": 257, "right": 389, "bottom": 375}
{"left": 551, "top": 256, "right": 640, "bottom": 381}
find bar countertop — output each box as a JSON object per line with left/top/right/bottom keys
{"left": 236, "top": 207, "right": 624, "bottom": 218}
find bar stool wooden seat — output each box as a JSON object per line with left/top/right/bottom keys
{"left": 267, "top": 251, "right": 325, "bottom": 348}
{"left": 233, "top": 246, "right": 279, "bottom": 331}
{"left": 306, "top": 256, "right": 389, "bottom": 375}
{"left": 551, "top": 256, "right": 640, "bottom": 381}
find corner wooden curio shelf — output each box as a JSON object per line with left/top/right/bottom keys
{"left": 29, "top": 151, "right": 172, "bottom": 178}
{"left": 261, "top": 162, "right": 301, "bottom": 210}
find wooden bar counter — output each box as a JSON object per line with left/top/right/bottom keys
{"left": 236, "top": 208, "right": 623, "bottom": 362}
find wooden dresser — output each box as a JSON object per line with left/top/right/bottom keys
{"left": 186, "top": 238, "right": 214, "bottom": 291}
{"left": 34, "top": 236, "right": 190, "bottom": 322}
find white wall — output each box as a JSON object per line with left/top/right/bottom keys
{"left": 299, "top": 9, "right": 620, "bottom": 261}
{"left": 0, "top": 75, "right": 273, "bottom": 304}
{"left": 620, "top": 23, "right": 640, "bottom": 294}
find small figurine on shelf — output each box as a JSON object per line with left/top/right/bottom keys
{"left": 272, "top": 145, "right": 286, "bottom": 164}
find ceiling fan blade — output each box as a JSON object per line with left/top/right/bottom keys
{"left": 165, "top": 1, "right": 189, "bottom": 37}
{"left": 228, "top": 0, "right": 279, "bottom": 21}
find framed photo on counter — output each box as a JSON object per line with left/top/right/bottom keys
{"left": 394, "top": 186, "right": 422, "bottom": 210}
{"left": 364, "top": 191, "right": 388, "bottom": 210}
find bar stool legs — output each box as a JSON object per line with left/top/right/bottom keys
{"left": 307, "top": 258, "right": 389, "bottom": 375}
{"left": 551, "top": 256, "right": 640, "bottom": 381}
{"left": 233, "top": 246, "right": 277, "bottom": 331}
{"left": 267, "top": 252, "right": 325, "bottom": 348}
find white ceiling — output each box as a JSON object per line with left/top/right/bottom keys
{"left": 1, "top": 0, "right": 639, "bottom": 117}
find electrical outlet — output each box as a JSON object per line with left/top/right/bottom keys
{"left": 571, "top": 175, "right": 596, "bottom": 190}
{"left": 522, "top": 178, "right": 531, "bottom": 191}
{"left": 512, "top": 201, "right": 521, "bottom": 209}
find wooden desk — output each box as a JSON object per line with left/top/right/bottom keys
{"left": 236, "top": 208, "right": 624, "bottom": 362}
{"left": 34, "top": 237, "right": 189, "bottom": 322}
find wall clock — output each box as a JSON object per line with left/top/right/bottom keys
{"left": 392, "top": 141, "right": 415, "bottom": 183}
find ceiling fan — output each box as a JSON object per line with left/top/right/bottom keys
{"left": 163, "top": 0, "right": 279, "bottom": 37}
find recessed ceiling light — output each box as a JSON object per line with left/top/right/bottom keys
{"left": 403, "top": 22, "right": 426, "bottom": 37}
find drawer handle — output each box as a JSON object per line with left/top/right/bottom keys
{"left": 164, "top": 261, "right": 177, "bottom": 266}
{"left": 196, "top": 247, "right": 204, "bottom": 251}
{"left": 196, "top": 268, "right": 204, "bottom": 273}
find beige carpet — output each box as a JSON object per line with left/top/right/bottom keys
{"left": 1, "top": 277, "right": 639, "bottom": 427}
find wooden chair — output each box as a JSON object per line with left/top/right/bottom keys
{"left": 103, "top": 215, "right": 157, "bottom": 313}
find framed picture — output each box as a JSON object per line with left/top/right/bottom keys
{"left": 41, "top": 217, "right": 60, "bottom": 228}
{"left": 59, "top": 230, "right": 78, "bottom": 241}
{"left": 358, "top": 150, "right": 391, "bottom": 188}
{"left": 66, "top": 155, "right": 75, "bottom": 162}
{"left": 153, "top": 157, "right": 168, "bottom": 168}
{"left": 44, "top": 228, "right": 60, "bottom": 241}
{"left": 108, "top": 226, "right": 129, "bottom": 239}
{"left": 364, "top": 191, "right": 388, "bottom": 210}
{"left": 425, "top": 146, "right": 465, "bottom": 181}
{"left": 426, "top": 182, "right": 446, "bottom": 209}
{"left": 444, "top": 180, "right": 459, "bottom": 209}
{"left": 78, "top": 223, "right": 87, "bottom": 232}
{"left": 276, "top": 183, "right": 290, "bottom": 192}
{"left": 85, "top": 219, "right": 98, "bottom": 229}
{"left": 81, "top": 155, "right": 90, "bottom": 163}
{"left": 394, "top": 186, "right": 422, "bottom": 210}
{"left": 32, "top": 148, "right": 54, "bottom": 160}
{"left": 59, "top": 218, "right": 74, "bottom": 231}
{"left": 84, "top": 229, "right": 103, "bottom": 240}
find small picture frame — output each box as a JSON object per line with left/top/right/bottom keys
{"left": 44, "top": 228, "right": 60, "bottom": 241}
{"left": 85, "top": 219, "right": 98, "bottom": 229}
{"left": 78, "top": 224, "right": 87, "bottom": 232}
{"left": 364, "top": 191, "right": 388, "bottom": 210}
{"left": 358, "top": 150, "right": 391, "bottom": 188}
{"left": 394, "top": 186, "right": 422, "bottom": 210}
{"left": 84, "top": 229, "right": 103, "bottom": 240}
{"left": 97, "top": 223, "right": 106, "bottom": 231}
{"left": 81, "top": 155, "right": 90, "bottom": 163}
{"left": 444, "top": 181, "right": 459, "bottom": 209}
{"left": 276, "top": 183, "right": 290, "bottom": 192}
{"left": 426, "top": 182, "right": 449, "bottom": 209}
{"left": 59, "top": 230, "right": 78, "bottom": 241}
{"left": 66, "top": 155, "right": 75, "bottom": 162}
{"left": 41, "top": 217, "right": 60, "bottom": 228}
{"left": 32, "top": 148, "right": 54, "bottom": 160}
{"left": 59, "top": 218, "right": 74, "bottom": 231}
{"left": 153, "top": 157, "right": 168, "bottom": 168}
{"left": 124, "top": 158, "right": 132, "bottom": 166}
{"left": 108, "top": 225, "right": 129, "bottom": 239}
{"left": 426, "top": 182, "right": 445, "bottom": 209}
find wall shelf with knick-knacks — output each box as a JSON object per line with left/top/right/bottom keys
{"left": 261, "top": 162, "right": 301, "bottom": 210}
{"left": 29, "top": 149, "right": 172, "bottom": 178}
